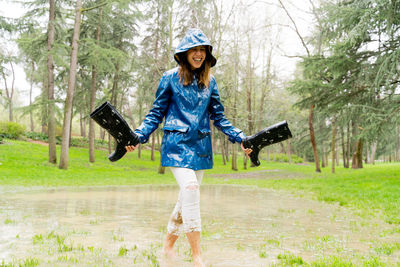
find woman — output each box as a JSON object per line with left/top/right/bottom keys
{"left": 126, "top": 28, "right": 251, "bottom": 266}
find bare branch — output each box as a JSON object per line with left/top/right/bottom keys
{"left": 277, "top": 0, "right": 311, "bottom": 56}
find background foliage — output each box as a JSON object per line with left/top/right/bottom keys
{"left": 0, "top": 0, "right": 399, "bottom": 170}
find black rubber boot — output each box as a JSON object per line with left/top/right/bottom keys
{"left": 90, "top": 101, "right": 139, "bottom": 162}
{"left": 242, "top": 121, "right": 293, "bottom": 166}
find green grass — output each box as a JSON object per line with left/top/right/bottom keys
{"left": 0, "top": 139, "right": 268, "bottom": 186}
{"left": 0, "top": 140, "right": 176, "bottom": 186}
{"left": 277, "top": 251, "right": 304, "bottom": 265}
{"left": 207, "top": 161, "right": 400, "bottom": 225}
{"left": 1, "top": 139, "right": 400, "bottom": 226}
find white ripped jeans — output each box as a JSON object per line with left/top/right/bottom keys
{"left": 167, "top": 167, "right": 204, "bottom": 235}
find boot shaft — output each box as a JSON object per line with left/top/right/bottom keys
{"left": 246, "top": 121, "right": 292, "bottom": 148}
{"left": 90, "top": 102, "right": 136, "bottom": 142}
{"left": 243, "top": 121, "right": 292, "bottom": 166}
{"left": 90, "top": 101, "right": 139, "bottom": 161}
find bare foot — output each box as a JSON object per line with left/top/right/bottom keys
{"left": 193, "top": 255, "right": 205, "bottom": 267}
{"left": 162, "top": 246, "right": 176, "bottom": 259}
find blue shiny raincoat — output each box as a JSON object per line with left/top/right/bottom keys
{"left": 134, "top": 29, "right": 246, "bottom": 170}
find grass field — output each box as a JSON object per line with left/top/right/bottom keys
{"left": 1, "top": 139, "right": 400, "bottom": 266}
{"left": 1, "top": 139, "right": 399, "bottom": 226}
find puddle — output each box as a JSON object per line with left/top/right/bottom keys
{"left": 0, "top": 185, "right": 398, "bottom": 266}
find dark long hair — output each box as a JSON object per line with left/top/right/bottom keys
{"left": 177, "top": 49, "right": 212, "bottom": 88}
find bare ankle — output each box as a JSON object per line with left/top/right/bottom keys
{"left": 193, "top": 255, "right": 204, "bottom": 267}
{"left": 162, "top": 246, "right": 176, "bottom": 258}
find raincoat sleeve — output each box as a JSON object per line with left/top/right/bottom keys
{"left": 134, "top": 73, "right": 171, "bottom": 143}
{"left": 209, "top": 79, "right": 246, "bottom": 144}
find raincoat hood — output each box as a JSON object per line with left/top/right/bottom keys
{"left": 174, "top": 28, "right": 217, "bottom": 67}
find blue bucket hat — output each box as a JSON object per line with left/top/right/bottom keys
{"left": 174, "top": 28, "right": 217, "bottom": 67}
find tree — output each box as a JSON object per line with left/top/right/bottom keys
{"left": 0, "top": 15, "right": 17, "bottom": 122}
{"left": 0, "top": 50, "right": 16, "bottom": 122}
{"left": 47, "top": 0, "right": 57, "bottom": 164}
{"left": 88, "top": 5, "right": 102, "bottom": 163}
{"left": 296, "top": 0, "right": 400, "bottom": 168}
{"left": 278, "top": 0, "right": 321, "bottom": 172}
{"left": 59, "top": 0, "right": 82, "bottom": 169}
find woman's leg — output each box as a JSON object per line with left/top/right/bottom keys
{"left": 165, "top": 167, "right": 204, "bottom": 266}
{"left": 165, "top": 169, "right": 204, "bottom": 236}
{"left": 163, "top": 191, "right": 182, "bottom": 257}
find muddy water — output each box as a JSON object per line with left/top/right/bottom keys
{"left": 0, "top": 185, "right": 397, "bottom": 266}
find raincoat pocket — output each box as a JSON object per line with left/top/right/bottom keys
{"left": 163, "top": 124, "right": 189, "bottom": 133}
{"left": 198, "top": 128, "right": 211, "bottom": 139}
{"left": 197, "top": 129, "right": 212, "bottom": 159}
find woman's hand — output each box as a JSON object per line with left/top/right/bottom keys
{"left": 125, "top": 144, "right": 139, "bottom": 153}
{"left": 241, "top": 142, "right": 253, "bottom": 157}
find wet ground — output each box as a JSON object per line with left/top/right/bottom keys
{"left": 0, "top": 185, "right": 398, "bottom": 266}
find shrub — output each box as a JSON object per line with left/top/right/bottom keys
{"left": 25, "top": 132, "right": 109, "bottom": 149}
{"left": 0, "top": 121, "right": 26, "bottom": 139}
{"left": 25, "top": 132, "right": 62, "bottom": 144}
{"left": 272, "top": 153, "right": 303, "bottom": 163}
{"left": 70, "top": 137, "right": 109, "bottom": 149}
{"left": 25, "top": 132, "right": 49, "bottom": 142}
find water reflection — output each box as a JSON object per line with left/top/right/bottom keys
{"left": 0, "top": 185, "right": 394, "bottom": 266}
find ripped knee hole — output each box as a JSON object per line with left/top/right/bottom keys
{"left": 185, "top": 182, "right": 199, "bottom": 191}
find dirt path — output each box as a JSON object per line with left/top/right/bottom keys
{"left": 26, "top": 139, "right": 49, "bottom": 146}
{"left": 0, "top": 185, "right": 398, "bottom": 266}
{"left": 211, "top": 168, "right": 308, "bottom": 180}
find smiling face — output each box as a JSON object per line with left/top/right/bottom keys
{"left": 186, "top": 46, "right": 207, "bottom": 70}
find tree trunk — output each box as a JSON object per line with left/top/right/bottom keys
{"left": 29, "top": 62, "right": 35, "bottom": 132}
{"left": 137, "top": 108, "right": 142, "bottom": 159}
{"left": 88, "top": 46, "right": 99, "bottom": 163}
{"left": 341, "top": 128, "right": 346, "bottom": 168}
{"left": 345, "top": 122, "right": 350, "bottom": 168}
{"left": 231, "top": 143, "right": 238, "bottom": 171}
{"left": 331, "top": 117, "right": 336, "bottom": 174}
{"left": 108, "top": 62, "right": 120, "bottom": 157}
{"left": 336, "top": 142, "right": 339, "bottom": 166}
{"left": 41, "top": 75, "right": 48, "bottom": 134}
{"left": 79, "top": 112, "right": 86, "bottom": 137}
{"left": 59, "top": 0, "right": 82, "bottom": 169}
{"left": 231, "top": 34, "right": 239, "bottom": 170}
{"left": 47, "top": 0, "right": 57, "bottom": 164}
{"left": 158, "top": 165, "right": 166, "bottom": 174}
{"left": 9, "top": 61, "right": 15, "bottom": 122}
{"left": 309, "top": 105, "right": 321, "bottom": 172}
{"left": 151, "top": 133, "right": 155, "bottom": 161}
{"left": 369, "top": 142, "right": 377, "bottom": 165}
{"left": 108, "top": 133, "right": 112, "bottom": 154}
{"left": 397, "top": 126, "right": 400, "bottom": 162}
{"left": 352, "top": 138, "right": 364, "bottom": 169}
{"left": 100, "top": 128, "right": 105, "bottom": 141}
{"left": 158, "top": 129, "right": 166, "bottom": 173}
{"left": 221, "top": 135, "right": 226, "bottom": 165}
{"left": 224, "top": 135, "right": 229, "bottom": 162}
{"left": 2, "top": 59, "right": 15, "bottom": 122}
{"left": 245, "top": 39, "right": 255, "bottom": 168}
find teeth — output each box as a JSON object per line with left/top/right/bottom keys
{"left": 194, "top": 58, "right": 202, "bottom": 62}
